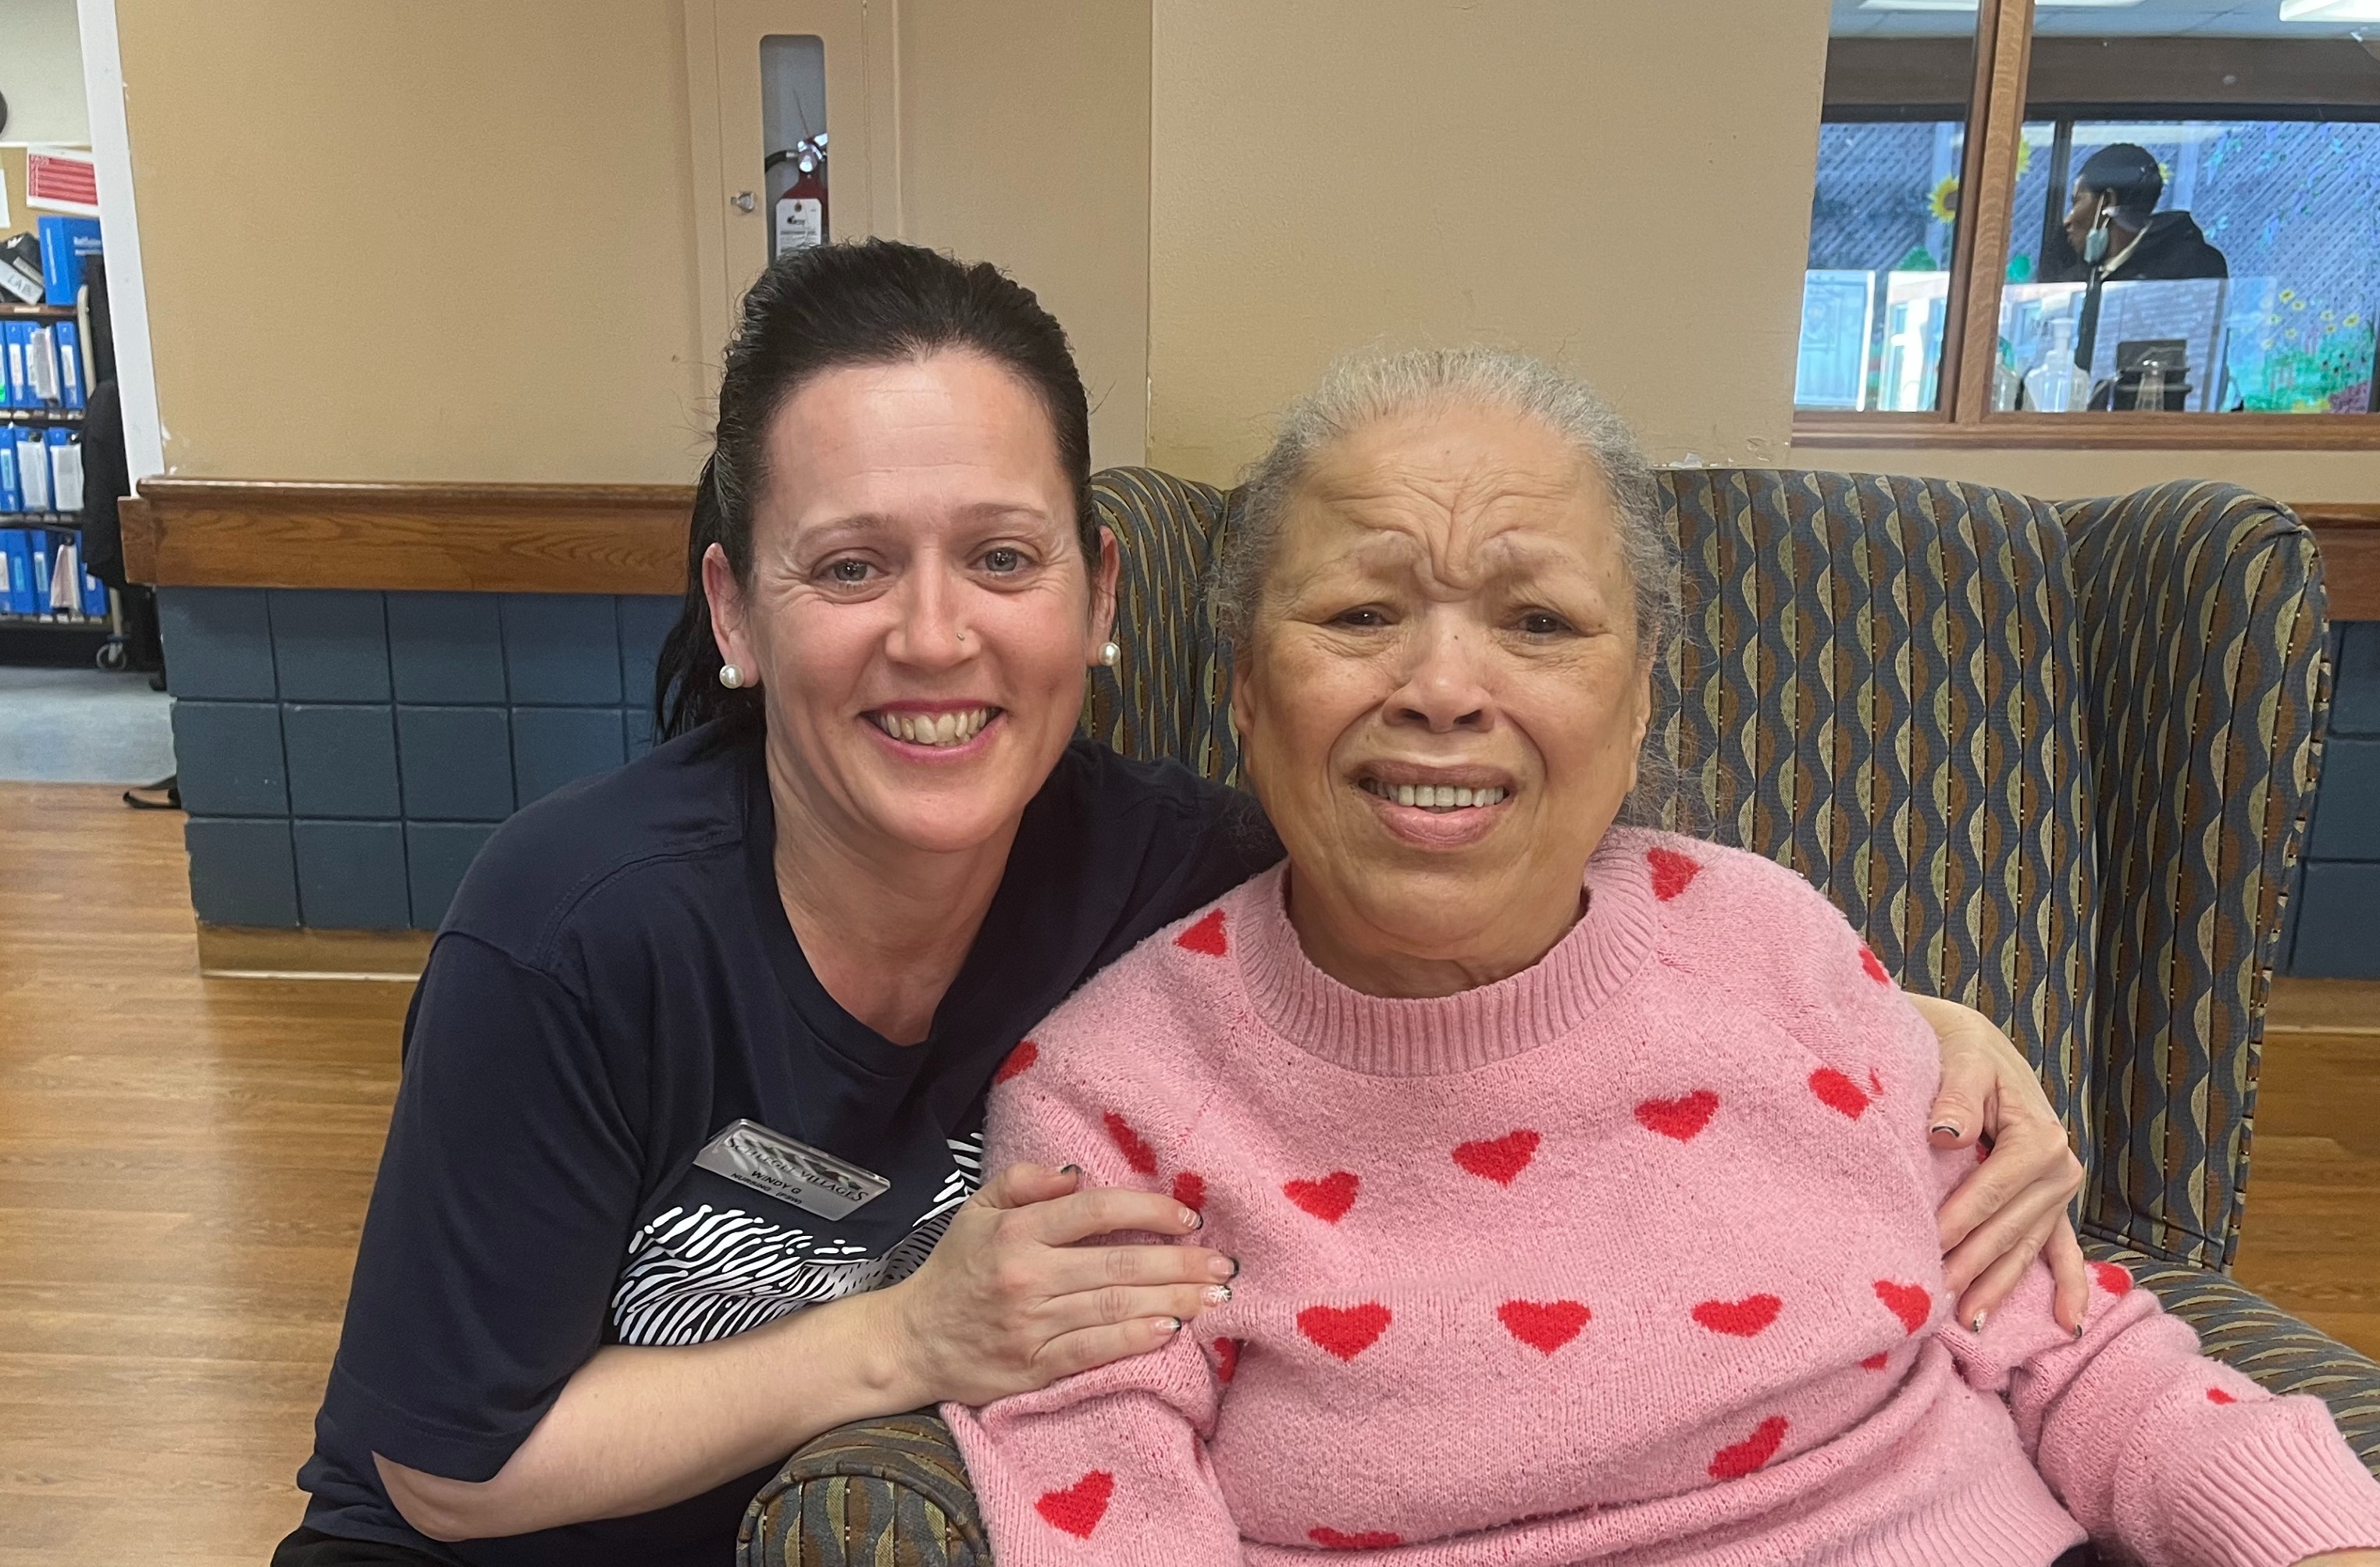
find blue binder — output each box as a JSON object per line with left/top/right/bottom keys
{"left": 1, "top": 323, "right": 25, "bottom": 409}
{"left": 37, "top": 217, "right": 103, "bottom": 307}
{"left": 54, "top": 322, "right": 84, "bottom": 409}
{"left": 12, "top": 427, "right": 48, "bottom": 511}
{"left": 0, "top": 529, "right": 32, "bottom": 615}
{"left": 0, "top": 437, "right": 18, "bottom": 513}
{"left": 80, "top": 545, "right": 109, "bottom": 618}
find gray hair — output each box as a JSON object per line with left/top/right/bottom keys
{"left": 1213, "top": 346, "right": 1683, "bottom": 824}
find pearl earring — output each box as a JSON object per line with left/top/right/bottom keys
{"left": 718, "top": 663, "right": 744, "bottom": 689}
{"left": 1099, "top": 640, "right": 1121, "bottom": 668}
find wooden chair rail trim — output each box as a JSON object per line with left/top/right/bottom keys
{"left": 122, "top": 479, "right": 697, "bottom": 596}
{"left": 119, "top": 477, "right": 2379, "bottom": 618}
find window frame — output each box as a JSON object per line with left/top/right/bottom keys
{"left": 1793, "top": 0, "right": 2380, "bottom": 450}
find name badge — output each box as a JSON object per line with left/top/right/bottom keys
{"left": 693, "top": 1120, "right": 892, "bottom": 1221}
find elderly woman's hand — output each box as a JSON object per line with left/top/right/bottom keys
{"left": 1907, "top": 994, "right": 2090, "bottom": 1334}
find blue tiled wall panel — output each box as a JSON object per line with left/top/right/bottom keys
{"left": 406, "top": 822, "right": 499, "bottom": 931}
{"left": 283, "top": 704, "right": 402, "bottom": 819}
{"left": 2293, "top": 863, "right": 2380, "bottom": 978}
{"left": 396, "top": 706, "right": 515, "bottom": 821}
{"left": 2287, "top": 621, "right": 2379, "bottom": 977}
{"left": 184, "top": 817, "right": 299, "bottom": 927}
{"left": 501, "top": 594, "right": 622, "bottom": 706}
{"left": 170, "top": 587, "right": 664, "bottom": 928}
{"left": 171, "top": 701, "right": 288, "bottom": 816}
{"left": 512, "top": 707, "right": 625, "bottom": 807}
{"left": 618, "top": 595, "right": 679, "bottom": 719}
{"left": 388, "top": 593, "right": 508, "bottom": 704}
{"left": 2310, "top": 738, "right": 2380, "bottom": 862}
{"left": 159, "top": 588, "right": 278, "bottom": 699}
{"left": 269, "top": 589, "right": 392, "bottom": 702}
{"left": 294, "top": 820, "right": 412, "bottom": 929}
{"left": 2332, "top": 622, "right": 2380, "bottom": 735}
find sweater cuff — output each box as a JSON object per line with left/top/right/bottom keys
{"left": 2164, "top": 1405, "right": 2380, "bottom": 1567}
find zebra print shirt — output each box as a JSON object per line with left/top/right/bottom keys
{"left": 611, "top": 1130, "right": 986, "bottom": 1348}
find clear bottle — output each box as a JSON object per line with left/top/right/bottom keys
{"left": 2132, "top": 357, "right": 2168, "bottom": 412}
{"left": 2024, "top": 316, "right": 2093, "bottom": 413}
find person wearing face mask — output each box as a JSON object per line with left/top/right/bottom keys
{"left": 272, "top": 244, "right": 2095, "bottom": 1567}
{"left": 2044, "top": 141, "right": 2229, "bottom": 286}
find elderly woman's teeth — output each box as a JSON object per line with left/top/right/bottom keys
{"left": 1361, "top": 779, "right": 1509, "bottom": 810}
{"left": 874, "top": 708, "right": 992, "bottom": 746}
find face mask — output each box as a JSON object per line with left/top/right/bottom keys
{"left": 2083, "top": 201, "right": 2113, "bottom": 265}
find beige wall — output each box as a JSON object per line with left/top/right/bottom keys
{"left": 1145, "top": 0, "right": 1833, "bottom": 484}
{"left": 119, "top": 0, "right": 709, "bottom": 482}
{"left": 0, "top": 0, "right": 89, "bottom": 144}
{"left": 898, "top": 0, "right": 1151, "bottom": 472}
{"left": 116, "top": 0, "right": 1151, "bottom": 481}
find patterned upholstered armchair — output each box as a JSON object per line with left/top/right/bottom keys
{"left": 741, "top": 468, "right": 2378, "bottom": 1565}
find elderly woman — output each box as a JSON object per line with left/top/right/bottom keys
{"left": 944, "top": 350, "right": 2380, "bottom": 1565}
{"left": 283, "top": 244, "right": 2087, "bottom": 1567}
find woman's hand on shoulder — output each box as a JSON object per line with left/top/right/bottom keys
{"left": 871, "top": 1163, "right": 1238, "bottom": 1408}
{"left": 1907, "top": 993, "right": 2090, "bottom": 1334}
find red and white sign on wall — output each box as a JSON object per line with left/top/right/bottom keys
{"left": 25, "top": 148, "right": 100, "bottom": 215}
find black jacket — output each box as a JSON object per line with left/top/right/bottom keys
{"left": 2047, "top": 210, "right": 2229, "bottom": 284}
{"left": 78, "top": 377, "right": 130, "bottom": 587}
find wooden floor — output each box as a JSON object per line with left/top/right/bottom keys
{"left": 0, "top": 785, "right": 409, "bottom": 1566}
{"left": 0, "top": 782, "right": 2372, "bottom": 1565}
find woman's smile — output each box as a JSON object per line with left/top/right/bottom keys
{"left": 1353, "top": 768, "right": 1516, "bottom": 849}
{"left": 865, "top": 703, "right": 1005, "bottom": 753}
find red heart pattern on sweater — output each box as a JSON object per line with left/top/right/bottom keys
{"left": 1647, "top": 846, "right": 1701, "bottom": 901}
{"left": 1171, "top": 1171, "right": 1206, "bottom": 1211}
{"left": 1498, "top": 1298, "right": 1591, "bottom": 1353}
{"left": 1298, "top": 1302, "right": 1391, "bottom": 1360}
{"left": 1311, "top": 1527, "right": 1402, "bottom": 1550}
{"left": 1103, "top": 1111, "right": 1157, "bottom": 1175}
{"left": 1176, "top": 908, "right": 1228, "bottom": 956}
{"left": 1035, "top": 1470, "right": 1114, "bottom": 1537}
{"left": 2092, "top": 1261, "right": 2133, "bottom": 1297}
{"left": 1872, "top": 1280, "right": 1931, "bottom": 1336}
{"left": 1212, "top": 1337, "right": 1241, "bottom": 1384}
{"left": 1860, "top": 1352, "right": 1890, "bottom": 1371}
{"left": 992, "top": 1039, "right": 1039, "bottom": 1084}
{"left": 1692, "top": 1294, "right": 1782, "bottom": 1337}
{"left": 2207, "top": 1387, "right": 2236, "bottom": 1405}
{"left": 1858, "top": 942, "right": 1891, "bottom": 985}
{"left": 1808, "top": 1067, "right": 1870, "bottom": 1119}
{"left": 1452, "top": 1130, "right": 1540, "bottom": 1184}
{"left": 1284, "top": 1170, "right": 1360, "bottom": 1222}
{"left": 1709, "top": 1416, "right": 1789, "bottom": 1480}
{"left": 1634, "top": 1091, "right": 1718, "bottom": 1142}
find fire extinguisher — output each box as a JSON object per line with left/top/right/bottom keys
{"left": 768, "top": 134, "right": 828, "bottom": 256}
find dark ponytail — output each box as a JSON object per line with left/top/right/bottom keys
{"left": 654, "top": 240, "right": 1096, "bottom": 742}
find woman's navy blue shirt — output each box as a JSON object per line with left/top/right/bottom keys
{"left": 296, "top": 723, "right": 1278, "bottom": 1565}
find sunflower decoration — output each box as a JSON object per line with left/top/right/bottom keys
{"left": 1929, "top": 175, "right": 1960, "bottom": 223}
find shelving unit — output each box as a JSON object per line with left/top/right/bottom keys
{"left": 2, "top": 295, "right": 115, "bottom": 661}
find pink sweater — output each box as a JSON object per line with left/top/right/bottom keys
{"left": 944, "top": 831, "right": 2380, "bottom": 1565}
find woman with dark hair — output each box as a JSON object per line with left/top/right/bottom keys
{"left": 276, "top": 241, "right": 2089, "bottom": 1567}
